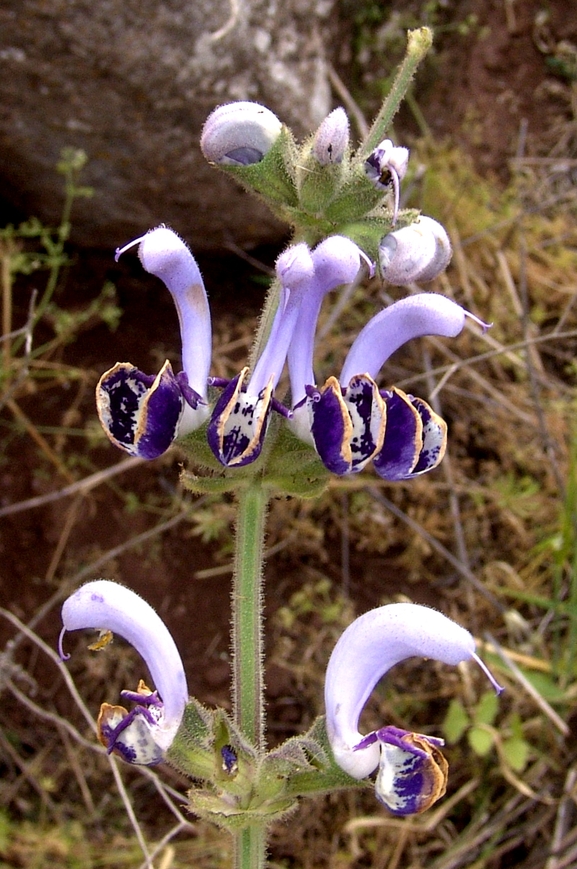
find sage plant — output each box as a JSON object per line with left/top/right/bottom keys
{"left": 61, "top": 29, "right": 503, "bottom": 868}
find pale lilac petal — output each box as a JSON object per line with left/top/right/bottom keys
{"left": 248, "top": 243, "right": 314, "bottom": 396}
{"left": 61, "top": 580, "right": 188, "bottom": 754}
{"left": 287, "top": 236, "right": 365, "bottom": 405}
{"left": 116, "top": 227, "right": 211, "bottom": 400}
{"left": 324, "top": 603, "right": 475, "bottom": 778}
{"left": 200, "top": 101, "right": 282, "bottom": 166}
{"left": 339, "top": 294, "right": 466, "bottom": 387}
{"left": 379, "top": 216, "right": 452, "bottom": 284}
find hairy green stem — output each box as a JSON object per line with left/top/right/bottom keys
{"left": 233, "top": 483, "right": 268, "bottom": 749}
{"left": 235, "top": 825, "right": 267, "bottom": 869}
{"left": 358, "top": 27, "right": 433, "bottom": 159}
{"left": 232, "top": 483, "right": 269, "bottom": 868}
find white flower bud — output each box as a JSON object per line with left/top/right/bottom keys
{"left": 312, "top": 107, "right": 350, "bottom": 165}
{"left": 200, "top": 101, "right": 282, "bottom": 166}
{"left": 378, "top": 216, "right": 452, "bottom": 285}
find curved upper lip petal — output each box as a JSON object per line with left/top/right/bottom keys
{"left": 60, "top": 580, "right": 188, "bottom": 751}
{"left": 324, "top": 603, "right": 476, "bottom": 779}
{"left": 286, "top": 236, "right": 367, "bottom": 406}
{"left": 339, "top": 293, "right": 466, "bottom": 388}
{"left": 117, "top": 226, "right": 211, "bottom": 400}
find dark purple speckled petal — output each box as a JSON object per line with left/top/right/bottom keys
{"left": 373, "top": 387, "right": 422, "bottom": 480}
{"left": 207, "top": 367, "right": 273, "bottom": 467}
{"left": 96, "top": 360, "right": 183, "bottom": 459}
{"left": 343, "top": 375, "right": 385, "bottom": 472}
{"left": 309, "top": 377, "right": 352, "bottom": 475}
{"left": 374, "top": 726, "right": 448, "bottom": 815}
{"left": 410, "top": 396, "right": 447, "bottom": 474}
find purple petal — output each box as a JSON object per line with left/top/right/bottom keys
{"left": 207, "top": 368, "right": 273, "bottom": 467}
{"left": 308, "top": 378, "right": 352, "bottom": 476}
{"left": 98, "top": 688, "right": 165, "bottom": 765}
{"left": 410, "top": 397, "right": 447, "bottom": 474}
{"left": 374, "top": 729, "right": 448, "bottom": 815}
{"left": 324, "top": 603, "right": 475, "bottom": 778}
{"left": 373, "top": 388, "right": 422, "bottom": 481}
{"left": 96, "top": 361, "right": 183, "bottom": 459}
{"left": 340, "top": 293, "right": 466, "bottom": 387}
{"left": 345, "top": 375, "right": 386, "bottom": 472}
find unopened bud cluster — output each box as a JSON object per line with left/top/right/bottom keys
{"left": 201, "top": 100, "right": 450, "bottom": 278}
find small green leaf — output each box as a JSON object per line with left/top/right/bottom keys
{"left": 442, "top": 698, "right": 470, "bottom": 743}
{"left": 502, "top": 736, "right": 530, "bottom": 772}
{"left": 473, "top": 690, "right": 499, "bottom": 726}
{"left": 468, "top": 725, "right": 494, "bottom": 757}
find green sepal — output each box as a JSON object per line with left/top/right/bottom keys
{"left": 263, "top": 424, "right": 330, "bottom": 498}
{"left": 180, "top": 470, "right": 246, "bottom": 495}
{"left": 166, "top": 698, "right": 219, "bottom": 781}
{"left": 167, "top": 700, "right": 259, "bottom": 785}
{"left": 277, "top": 716, "right": 369, "bottom": 798}
{"left": 296, "top": 138, "right": 350, "bottom": 214}
{"left": 322, "top": 167, "right": 386, "bottom": 223}
{"left": 188, "top": 787, "right": 298, "bottom": 830}
{"left": 176, "top": 420, "right": 225, "bottom": 473}
{"left": 212, "top": 126, "right": 299, "bottom": 211}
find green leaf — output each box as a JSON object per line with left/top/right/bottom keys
{"left": 501, "top": 736, "right": 530, "bottom": 772}
{"left": 442, "top": 698, "right": 470, "bottom": 743}
{"left": 473, "top": 690, "right": 499, "bottom": 726}
{"left": 468, "top": 725, "right": 494, "bottom": 757}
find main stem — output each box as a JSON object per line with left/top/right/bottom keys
{"left": 232, "top": 482, "right": 269, "bottom": 869}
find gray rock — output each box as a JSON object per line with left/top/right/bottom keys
{"left": 0, "top": 0, "right": 338, "bottom": 250}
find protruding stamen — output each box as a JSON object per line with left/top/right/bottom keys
{"left": 472, "top": 652, "right": 505, "bottom": 695}
{"left": 58, "top": 626, "right": 70, "bottom": 661}
{"left": 114, "top": 235, "right": 146, "bottom": 262}
{"left": 465, "top": 310, "right": 493, "bottom": 334}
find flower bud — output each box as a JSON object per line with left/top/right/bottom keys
{"left": 200, "top": 101, "right": 282, "bottom": 166}
{"left": 312, "top": 107, "right": 350, "bottom": 165}
{"left": 365, "top": 139, "right": 410, "bottom": 223}
{"left": 378, "top": 216, "right": 452, "bottom": 285}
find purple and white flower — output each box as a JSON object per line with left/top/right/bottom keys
{"left": 379, "top": 216, "right": 453, "bottom": 285}
{"left": 289, "top": 286, "right": 482, "bottom": 479}
{"left": 200, "top": 102, "right": 282, "bottom": 167}
{"left": 324, "top": 603, "right": 503, "bottom": 814}
{"left": 96, "top": 226, "right": 211, "bottom": 459}
{"left": 60, "top": 580, "right": 188, "bottom": 765}
{"left": 364, "top": 139, "right": 410, "bottom": 224}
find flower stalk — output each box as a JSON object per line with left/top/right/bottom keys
{"left": 232, "top": 483, "right": 268, "bottom": 751}
{"left": 232, "top": 483, "right": 269, "bottom": 868}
